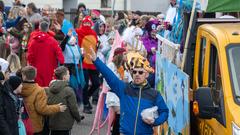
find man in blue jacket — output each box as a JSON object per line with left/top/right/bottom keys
{"left": 88, "top": 49, "right": 169, "bottom": 135}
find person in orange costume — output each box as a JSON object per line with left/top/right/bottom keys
{"left": 76, "top": 16, "right": 101, "bottom": 114}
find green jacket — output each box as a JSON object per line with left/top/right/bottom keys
{"left": 46, "top": 80, "right": 81, "bottom": 130}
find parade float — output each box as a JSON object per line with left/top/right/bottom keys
{"left": 155, "top": 0, "right": 240, "bottom": 134}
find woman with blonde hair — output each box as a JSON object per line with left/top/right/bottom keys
{"left": 7, "top": 53, "right": 21, "bottom": 76}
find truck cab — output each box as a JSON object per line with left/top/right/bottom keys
{"left": 192, "top": 23, "right": 240, "bottom": 135}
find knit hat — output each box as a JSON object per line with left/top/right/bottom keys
{"left": 82, "top": 16, "right": 94, "bottom": 27}
{"left": 94, "top": 20, "right": 106, "bottom": 35}
{"left": 145, "top": 20, "right": 160, "bottom": 33}
{"left": 114, "top": 48, "right": 126, "bottom": 56}
{"left": 92, "top": 9, "right": 100, "bottom": 17}
{"left": 78, "top": 3, "right": 86, "bottom": 11}
{"left": 8, "top": 76, "right": 22, "bottom": 90}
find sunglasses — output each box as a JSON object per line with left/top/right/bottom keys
{"left": 132, "top": 70, "right": 144, "bottom": 75}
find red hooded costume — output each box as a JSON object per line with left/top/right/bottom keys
{"left": 28, "top": 29, "right": 56, "bottom": 48}
{"left": 27, "top": 31, "right": 64, "bottom": 87}
{"left": 76, "top": 16, "right": 98, "bottom": 70}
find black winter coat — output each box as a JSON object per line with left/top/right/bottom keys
{"left": 0, "top": 83, "right": 19, "bottom": 135}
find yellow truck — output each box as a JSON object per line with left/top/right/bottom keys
{"left": 155, "top": 17, "right": 240, "bottom": 135}
{"left": 191, "top": 22, "right": 240, "bottom": 135}
{"left": 158, "top": 1, "right": 240, "bottom": 134}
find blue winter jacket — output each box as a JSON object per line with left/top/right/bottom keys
{"left": 93, "top": 58, "right": 169, "bottom": 135}
{"left": 4, "top": 16, "right": 21, "bottom": 29}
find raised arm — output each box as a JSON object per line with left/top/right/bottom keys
{"left": 60, "top": 35, "right": 69, "bottom": 51}
{"left": 60, "top": 29, "right": 73, "bottom": 51}
{"left": 53, "top": 39, "right": 65, "bottom": 64}
{"left": 34, "top": 90, "right": 60, "bottom": 115}
{"left": 5, "top": 16, "right": 21, "bottom": 29}
{"left": 88, "top": 47, "right": 126, "bottom": 97}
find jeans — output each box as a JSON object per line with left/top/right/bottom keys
{"left": 112, "top": 114, "right": 120, "bottom": 135}
{"left": 82, "top": 69, "right": 101, "bottom": 106}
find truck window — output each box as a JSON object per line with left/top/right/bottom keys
{"left": 209, "top": 44, "right": 226, "bottom": 126}
{"left": 209, "top": 45, "right": 222, "bottom": 104}
{"left": 227, "top": 45, "right": 240, "bottom": 104}
{"left": 198, "top": 37, "right": 206, "bottom": 86}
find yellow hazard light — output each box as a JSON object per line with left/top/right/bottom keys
{"left": 193, "top": 101, "right": 199, "bottom": 115}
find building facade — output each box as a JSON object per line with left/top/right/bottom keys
{"left": 4, "top": 0, "right": 63, "bottom": 9}
{"left": 79, "top": 0, "right": 169, "bottom": 13}
{"left": 4, "top": 0, "right": 169, "bottom": 13}
{"left": 4, "top": 0, "right": 169, "bottom": 21}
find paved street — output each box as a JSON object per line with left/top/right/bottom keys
{"left": 71, "top": 105, "right": 108, "bottom": 135}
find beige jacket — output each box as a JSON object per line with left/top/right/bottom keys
{"left": 20, "top": 82, "right": 60, "bottom": 133}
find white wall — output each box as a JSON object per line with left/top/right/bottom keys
{"left": 63, "top": 0, "right": 78, "bottom": 12}
{"left": 113, "top": 0, "right": 124, "bottom": 10}
{"left": 27, "top": 0, "right": 63, "bottom": 9}
{"left": 126, "top": 0, "right": 131, "bottom": 11}
{"left": 63, "top": 0, "right": 78, "bottom": 20}
{"left": 129, "top": 0, "right": 169, "bottom": 13}
{"left": 2, "top": 0, "right": 12, "bottom": 6}
{"left": 77, "top": 0, "right": 101, "bottom": 9}
{"left": 3, "top": 0, "right": 63, "bottom": 9}
{"left": 3, "top": 0, "right": 169, "bottom": 13}
{"left": 77, "top": 0, "right": 124, "bottom": 10}
{"left": 110, "top": 0, "right": 169, "bottom": 12}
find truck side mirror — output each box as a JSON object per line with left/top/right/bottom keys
{"left": 195, "top": 87, "right": 216, "bottom": 119}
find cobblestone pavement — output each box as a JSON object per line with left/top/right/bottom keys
{"left": 71, "top": 105, "right": 108, "bottom": 135}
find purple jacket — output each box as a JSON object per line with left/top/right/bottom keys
{"left": 142, "top": 35, "right": 158, "bottom": 53}
{"left": 142, "top": 35, "right": 158, "bottom": 68}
